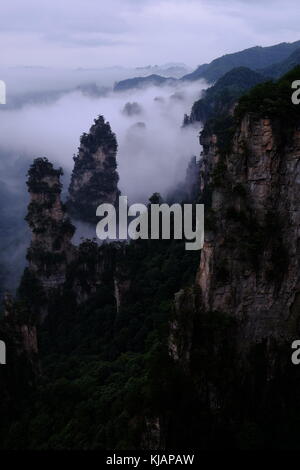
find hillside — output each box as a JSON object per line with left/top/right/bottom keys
{"left": 184, "top": 66, "right": 265, "bottom": 125}
{"left": 260, "top": 47, "right": 300, "bottom": 79}
{"left": 182, "top": 40, "right": 300, "bottom": 83}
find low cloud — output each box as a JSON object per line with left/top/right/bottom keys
{"left": 0, "top": 78, "right": 206, "bottom": 203}
{"left": 0, "top": 72, "right": 206, "bottom": 292}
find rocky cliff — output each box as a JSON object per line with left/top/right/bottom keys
{"left": 195, "top": 68, "right": 300, "bottom": 345}
{"left": 166, "top": 69, "right": 300, "bottom": 449}
{"left": 197, "top": 113, "right": 300, "bottom": 343}
{"left": 68, "top": 115, "right": 120, "bottom": 223}
{"left": 24, "top": 157, "right": 75, "bottom": 293}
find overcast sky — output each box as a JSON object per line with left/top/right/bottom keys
{"left": 1, "top": 0, "right": 300, "bottom": 68}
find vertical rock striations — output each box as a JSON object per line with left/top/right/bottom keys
{"left": 197, "top": 113, "right": 300, "bottom": 344}
{"left": 165, "top": 70, "right": 300, "bottom": 448}
{"left": 68, "top": 115, "right": 120, "bottom": 223}
{"left": 24, "top": 157, "right": 75, "bottom": 291}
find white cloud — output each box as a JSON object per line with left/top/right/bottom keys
{"left": 0, "top": 0, "right": 299, "bottom": 67}
{"left": 0, "top": 79, "right": 207, "bottom": 202}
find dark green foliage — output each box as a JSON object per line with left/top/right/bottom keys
{"left": 186, "top": 67, "right": 265, "bottom": 125}
{"left": 3, "top": 235, "right": 199, "bottom": 450}
{"left": 200, "top": 66, "right": 300, "bottom": 163}
{"left": 27, "top": 158, "right": 63, "bottom": 193}
{"left": 79, "top": 116, "right": 117, "bottom": 155}
{"left": 68, "top": 116, "right": 120, "bottom": 224}
{"left": 235, "top": 66, "right": 300, "bottom": 131}
{"left": 202, "top": 115, "right": 235, "bottom": 158}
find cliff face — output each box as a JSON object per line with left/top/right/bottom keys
{"left": 68, "top": 115, "right": 120, "bottom": 223}
{"left": 197, "top": 114, "right": 300, "bottom": 343}
{"left": 165, "top": 103, "right": 300, "bottom": 448}
{"left": 20, "top": 156, "right": 121, "bottom": 323}
{"left": 25, "top": 158, "right": 75, "bottom": 292}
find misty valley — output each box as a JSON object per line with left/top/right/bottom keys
{"left": 1, "top": 8, "right": 300, "bottom": 452}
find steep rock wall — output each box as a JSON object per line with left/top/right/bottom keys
{"left": 68, "top": 115, "right": 120, "bottom": 223}
{"left": 197, "top": 114, "right": 300, "bottom": 343}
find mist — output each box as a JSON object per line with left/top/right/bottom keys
{"left": 0, "top": 78, "right": 206, "bottom": 199}
{"left": 0, "top": 70, "right": 206, "bottom": 294}
{"left": 0, "top": 63, "right": 190, "bottom": 109}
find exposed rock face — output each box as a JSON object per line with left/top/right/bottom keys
{"left": 19, "top": 152, "right": 124, "bottom": 319}
{"left": 68, "top": 116, "right": 120, "bottom": 223}
{"left": 164, "top": 110, "right": 300, "bottom": 449}
{"left": 197, "top": 114, "right": 300, "bottom": 344}
{"left": 25, "top": 157, "right": 75, "bottom": 291}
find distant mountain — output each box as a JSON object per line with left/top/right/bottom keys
{"left": 182, "top": 40, "right": 300, "bottom": 83}
{"left": 260, "top": 47, "right": 300, "bottom": 79}
{"left": 184, "top": 67, "right": 266, "bottom": 125}
{"left": 113, "top": 74, "right": 177, "bottom": 92}
{"left": 135, "top": 63, "right": 190, "bottom": 78}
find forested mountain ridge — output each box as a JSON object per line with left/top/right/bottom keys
{"left": 114, "top": 41, "right": 300, "bottom": 94}
{"left": 183, "top": 67, "right": 266, "bottom": 126}
{"left": 182, "top": 40, "right": 300, "bottom": 82}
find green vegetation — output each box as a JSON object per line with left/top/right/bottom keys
{"left": 186, "top": 67, "right": 265, "bottom": 125}
{"left": 199, "top": 65, "right": 300, "bottom": 166}
{"left": 68, "top": 115, "right": 120, "bottom": 224}
{"left": 27, "top": 158, "right": 63, "bottom": 193}
{"left": 79, "top": 115, "right": 118, "bottom": 155}
{"left": 2, "top": 235, "right": 200, "bottom": 450}
{"left": 236, "top": 66, "right": 300, "bottom": 130}
{"left": 201, "top": 115, "right": 235, "bottom": 158}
